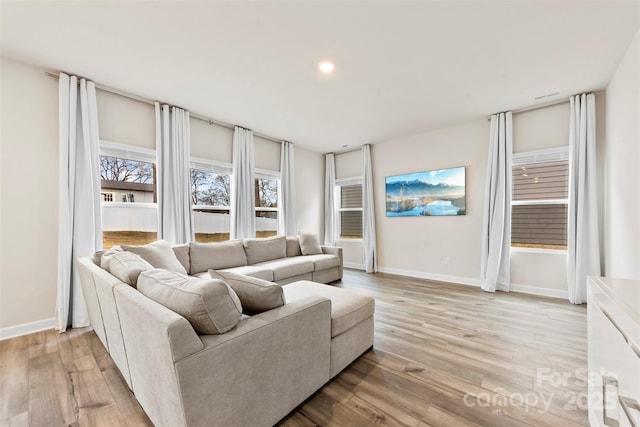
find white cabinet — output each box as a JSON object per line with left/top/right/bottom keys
{"left": 588, "top": 277, "right": 640, "bottom": 427}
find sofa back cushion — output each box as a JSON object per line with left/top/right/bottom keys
{"left": 286, "top": 236, "right": 302, "bottom": 257}
{"left": 122, "top": 240, "right": 187, "bottom": 275}
{"left": 138, "top": 269, "right": 242, "bottom": 335}
{"left": 243, "top": 235, "right": 286, "bottom": 265}
{"left": 209, "top": 270, "right": 285, "bottom": 315}
{"left": 108, "top": 251, "right": 154, "bottom": 287}
{"left": 189, "top": 240, "right": 248, "bottom": 273}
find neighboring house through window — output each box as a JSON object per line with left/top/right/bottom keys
{"left": 336, "top": 177, "right": 363, "bottom": 240}
{"left": 99, "top": 141, "right": 158, "bottom": 249}
{"left": 512, "top": 146, "right": 569, "bottom": 251}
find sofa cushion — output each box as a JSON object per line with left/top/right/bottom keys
{"left": 191, "top": 266, "right": 274, "bottom": 282}
{"left": 172, "top": 243, "right": 191, "bottom": 274}
{"left": 299, "top": 254, "right": 340, "bottom": 271}
{"left": 100, "top": 246, "right": 123, "bottom": 272}
{"left": 243, "top": 236, "right": 286, "bottom": 265}
{"left": 222, "top": 266, "right": 274, "bottom": 282}
{"left": 283, "top": 281, "right": 375, "bottom": 337}
{"left": 138, "top": 269, "right": 242, "bottom": 335}
{"left": 122, "top": 240, "right": 187, "bottom": 275}
{"left": 108, "top": 251, "right": 154, "bottom": 287}
{"left": 209, "top": 270, "right": 285, "bottom": 315}
{"left": 285, "top": 236, "right": 302, "bottom": 257}
{"left": 189, "top": 240, "right": 248, "bottom": 273}
{"left": 254, "top": 257, "right": 314, "bottom": 281}
{"left": 298, "top": 233, "right": 323, "bottom": 255}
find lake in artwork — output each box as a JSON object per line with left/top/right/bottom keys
{"left": 385, "top": 167, "right": 466, "bottom": 216}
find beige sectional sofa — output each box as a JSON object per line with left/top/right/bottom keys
{"left": 77, "top": 235, "right": 374, "bottom": 427}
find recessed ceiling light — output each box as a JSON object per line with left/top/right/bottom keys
{"left": 318, "top": 61, "right": 335, "bottom": 74}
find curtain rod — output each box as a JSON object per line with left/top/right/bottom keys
{"left": 514, "top": 97, "right": 570, "bottom": 115}
{"left": 488, "top": 90, "right": 604, "bottom": 120}
{"left": 332, "top": 146, "right": 362, "bottom": 156}
{"left": 45, "top": 71, "right": 283, "bottom": 144}
{"left": 487, "top": 97, "right": 569, "bottom": 121}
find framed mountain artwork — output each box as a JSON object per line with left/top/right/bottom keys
{"left": 385, "top": 166, "right": 466, "bottom": 216}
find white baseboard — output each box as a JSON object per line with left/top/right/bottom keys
{"left": 376, "top": 266, "right": 481, "bottom": 287}
{"left": 0, "top": 318, "right": 55, "bottom": 341}
{"left": 509, "top": 283, "right": 568, "bottom": 299}
{"left": 344, "top": 262, "right": 365, "bottom": 270}
{"left": 375, "top": 267, "right": 567, "bottom": 300}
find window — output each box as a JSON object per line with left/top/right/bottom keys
{"left": 255, "top": 172, "right": 279, "bottom": 237}
{"left": 190, "top": 159, "right": 232, "bottom": 242}
{"left": 100, "top": 141, "right": 158, "bottom": 249}
{"left": 337, "top": 179, "right": 363, "bottom": 239}
{"left": 101, "top": 192, "right": 114, "bottom": 202}
{"left": 512, "top": 147, "right": 569, "bottom": 250}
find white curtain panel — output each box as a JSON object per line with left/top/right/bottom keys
{"left": 56, "top": 73, "right": 102, "bottom": 331}
{"left": 362, "top": 145, "right": 378, "bottom": 273}
{"left": 324, "top": 153, "right": 337, "bottom": 245}
{"left": 567, "top": 93, "right": 601, "bottom": 304}
{"left": 278, "top": 141, "right": 297, "bottom": 236}
{"left": 480, "top": 112, "right": 513, "bottom": 292}
{"left": 155, "top": 103, "right": 194, "bottom": 244}
{"left": 230, "top": 127, "right": 256, "bottom": 239}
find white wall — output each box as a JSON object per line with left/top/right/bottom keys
{"left": 255, "top": 136, "right": 281, "bottom": 171}
{"left": 190, "top": 118, "right": 233, "bottom": 163}
{"left": 335, "top": 149, "right": 361, "bottom": 179}
{"left": 604, "top": 29, "right": 640, "bottom": 279}
{"left": 295, "top": 147, "right": 324, "bottom": 237}
{"left": 1, "top": 58, "right": 59, "bottom": 332}
{"left": 97, "top": 89, "right": 155, "bottom": 148}
{"left": 372, "top": 119, "right": 489, "bottom": 284}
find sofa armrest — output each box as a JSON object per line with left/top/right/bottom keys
{"left": 321, "top": 245, "right": 343, "bottom": 277}
{"left": 114, "top": 285, "right": 205, "bottom": 427}
{"left": 174, "top": 296, "right": 332, "bottom": 427}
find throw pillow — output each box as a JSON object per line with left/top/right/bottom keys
{"left": 108, "top": 251, "right": 154, "bottom": 287}
{"left": 122, "top": 240, "right": 187, "bottom": 275}
{"left": 298, "top": 233, "right": 323, "bottom": 255}
{"left": 209, "top": 270, "right": 285, "bottom": 315}
{"left": 243, "top": 235, "right": 286, "bottom": 265}
{"left": 100, "top": 246, "right": 123, "bottom": 272}
{"left": 138, "top": 269, "right": 242, "bottom": 335}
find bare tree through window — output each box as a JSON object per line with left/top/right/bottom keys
{"left": 191, "top": 169, "right": 231, "bottom": 207}
{"left": 255, "top": 178, "right": 278, "bottom": 208}
{"left": 100, "top": 155, "right": 154, "bottom": 184}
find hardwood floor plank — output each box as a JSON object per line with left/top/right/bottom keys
{"left": 27, "top": 352, "right": 74, "bottom": 427}
{"left": 0, "top": 337, "right": 29, "bottom": 422}
{"left": 101, "top": 368, "right": 153, "bottom": 427}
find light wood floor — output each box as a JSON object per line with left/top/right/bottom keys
{"left": 0, "top": 270, "right": 588, "bottom": 427}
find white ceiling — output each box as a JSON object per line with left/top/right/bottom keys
{"left": 1, "top": 1, "right": 638, "bottom": 153}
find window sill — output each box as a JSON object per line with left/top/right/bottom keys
{"left": 511, "top": 246, "right": 567, "bottom": 255}
{"left": 336, "top": 238, "right": 363, "bottom": 243}
{"left": 101, "top": 202, "right": 157, "bottom": 208}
